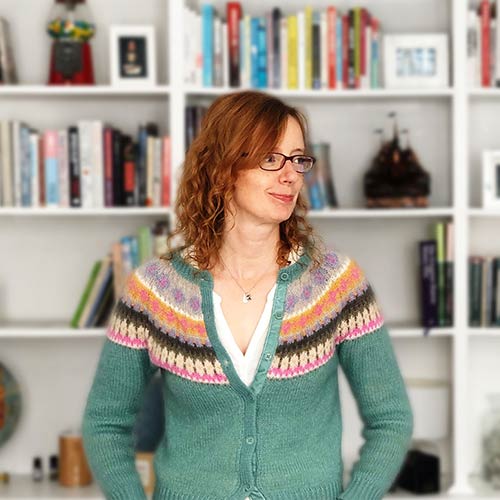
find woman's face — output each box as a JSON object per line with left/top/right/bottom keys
{"left": 230, "top": 117, "right": 305, "bottom": 226}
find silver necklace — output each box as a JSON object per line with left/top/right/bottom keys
{"left": 219, "top": 255, "right": 277, "bottom": 304}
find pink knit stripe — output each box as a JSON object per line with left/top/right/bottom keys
{"left": 335, "top": 317, "right": 384, "bottom": 344}
{"left": 107, "top": 329, "right": 148, "bottom": 348}
{"left": 268, "top": 348, "right": 334, "bottom": 378}
{"left": 149, "top": 352, "right": 229, "bottom": 385}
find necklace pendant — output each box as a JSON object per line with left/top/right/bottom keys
{"left": 243, "top": 293, "right": 252, "bottom": 303}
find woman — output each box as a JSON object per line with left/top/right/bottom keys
{"left": 82, "top": 90, "right": 413, "bottom": 500}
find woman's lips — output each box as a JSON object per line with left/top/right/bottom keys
{"left": 270, "top": 193, "right": 294, "bottom": 203}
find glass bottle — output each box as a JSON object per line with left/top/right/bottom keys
{"left": 481, "top": 393, "right": 500, "bottom": 489}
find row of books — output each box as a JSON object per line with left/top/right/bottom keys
{"left": 0, "top": 120, "right": 171, "bottom": 208}
{"left": 0, "top": 17, "right": 17, "bottom": 84}
{"left": 418, "top": 221, "right": 454, "bottom": 328}
{"left": 467, "top": 0, "right": 500, "bottom": 87}
{"left": 185, "top": 105, "right": 208, "bottom": 152}
{"left": 71, "top": 220, "right": 170, "bottom": 329}
{"left": 184, "top": 3, "right": 382, "bottom": 90}
{"left": 469, "top": 255, "right": 500, "bottom": 327}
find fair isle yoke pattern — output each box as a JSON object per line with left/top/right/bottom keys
{"left": 268, "top": 251, "right": 385, "bottom": 380}
{"left": 107, "top": 258, "right": 229, "bottom": 385}
{"left": 106, "top": 249, "right": 384, "bottom": 384}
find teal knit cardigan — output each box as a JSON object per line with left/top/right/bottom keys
{"left": 82, "top": 248, "right": 413, "bottom": 499}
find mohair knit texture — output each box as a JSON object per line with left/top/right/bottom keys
{"left": 82, "top": 247, "right": 413, "bottom": 500}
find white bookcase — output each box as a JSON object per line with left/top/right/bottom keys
{"left": 0, "top": 0, "right": 498, "bottom": 498}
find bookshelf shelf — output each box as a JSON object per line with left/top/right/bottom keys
{"left": 184, "top": 86, "right": 455, "bottom": 99}
{"left": 0, "top": 85, "right": 171, "bottom": 97}
{"left": 468, "top": 87, "right": 500, "bottom": 98}
{"left": 468, "top": 328, "right": 500, "bottom": 338}
{"left": 0, "top": 327, "right": 105, "bottom": 339}
{"left": 468, "top": 208, "right": 500, "bottom": 218}
{"left": 308, "top": 208, "right": 455, "bottom": 218}
{"left": 390, "top": 327, "right": 455, "bottom": 338}
{"left": 0, "top": 207, "right": 172, "bottom": 217}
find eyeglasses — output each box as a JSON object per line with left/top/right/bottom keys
{"left": 258, "top": 152, "right": 316, "bottom": 173}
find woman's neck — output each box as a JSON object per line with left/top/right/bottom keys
{"left": 215, "top": 228, "right": 281, "bottom": 281}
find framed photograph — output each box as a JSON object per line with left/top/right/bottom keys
{"left": 383, "top": 34, "right": 449, "bottom": 89}
{"left": 110, "top": 25, "right": 157, "bottom": 87}
{"left": 482, "top": 151, "right": 500, "bottom": 208}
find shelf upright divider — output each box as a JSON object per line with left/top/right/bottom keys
{"left": 448, "top": 0, "right": 473, "bottom": 494}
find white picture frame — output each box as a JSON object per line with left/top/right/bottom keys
{"left": 383, "top": 33, "right": 449, "bottom": 89}
{"left": 109, "top": 25, "right": 157, "bottom": 87}
{"left": 482, "top": 150, "right": 500, "bottom": 209}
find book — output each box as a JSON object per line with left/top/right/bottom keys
{"left": 469, "top": 256, "right": 483, "bottom": 326}
{"left": 444, "top": 221, "right": 454, "bottom": 326}
{"left": 419, "top": 240, "right": 438, "bottom": 328}
{"left": 70, "top": 260, "right": 102, "bottom": 328}
{"left": 0, "top": 17, "right": 18, "bottom": 84}
{"left": 434, "top": 222, "right": 447, "bottom": 326}
{"left": 85, "top": 258, "right": 113, "bottom": 328}
{"left": 79, "top": 256, "right": 112, "bottom": 328}
{"left": 227, "top": 2, "right": 242, "bottom": 87}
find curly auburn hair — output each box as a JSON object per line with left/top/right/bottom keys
{"left": 163, "top": 90, "right": 324, "bottom": 272}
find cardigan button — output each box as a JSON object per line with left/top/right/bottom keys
{"left": 280, "top": 272, "right": 289, "bottom": 281}
{"left": 246, "top": 436, "right": 255, "bottom": 445}
{"left": 244, "top": 484, "right": 252, "bottom": 492}
{"left": 264, "top": 353, "right": 272, "bottom": 361}
{"left": 274, "top": 311, "right": 283, "bottom": 320}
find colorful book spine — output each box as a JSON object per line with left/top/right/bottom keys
{"left": 250, "top": 17, "right": 260, "bottom": 87}
{"left": 287, "top": 14, "right": 298, "bottom": 89}
{"left": 57, "top": 129, "right": 69, "bottom": 208}
{"left": 227, "top": 2, "right": 242, "bottom": 87}
{"left": 469, "top": 256, "right": 483, "bottom": 326}
{"left": 43, "top": 130, "right": 59, "bottom": 207}
{"left": 20, "top": 125, "right": 31, "bottom": 207}
{"left": 444, "top": 221, "right": 454, "bottom": 326}
{"left": 272, "top": 8, "right": 281, "bottom": 88}
{"left": 312, "top": 11, "right": 321, "bottom": 89}
{"left": 304, "top": 6, "right": 313, "bottom": 89}
{"left": 336, "top": 15, "right": 343, "bottom": 89}
{"left": 327, "top": 6, "right": 337, "bottom": 89}
{"left": 202, "top": 3, "right": 214, "bottom": 86}
{"left": 435, "top": 222, "right": 447, "bottom": 326}
{"left": 257, "top": 17, "right": 267, "bottom": 87}
{"left": 29, "top": 131, "right": 40, "bottom": 208}
{"left": 68, "top": 126, "right": 81, "bottom": 207}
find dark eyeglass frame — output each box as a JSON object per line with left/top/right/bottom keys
{"left": 257, "top": 152, "right": 316, "bottom": 173}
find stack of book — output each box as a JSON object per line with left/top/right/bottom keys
{"left": 70, "top": 219, "right": 170, "bottom": 329}
{"left": 0, "top": 120, "right": 171, "bottom": 209}
{"left": 418, "top": 221, "right": 454, "bottom": 328}
{"left": 184, "top": 3, "right": 382, "bottom": 90}
{"left": 467, "top": 0, "right": 500, "bottom": 87}
{"left": 469, "top": 254, "right": 500, "bottom": 327}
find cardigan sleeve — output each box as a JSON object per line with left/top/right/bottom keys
{"left": 82, "top": 269, "right": 158, "bottom": 500}
{"left": 335, "top": 257, "right": 414, "bottom": 500}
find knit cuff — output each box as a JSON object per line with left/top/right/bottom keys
{"left": 338, "top": 476, "right": 385, "bottom": 500}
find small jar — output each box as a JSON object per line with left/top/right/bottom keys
{"left": 481, "top": 393, "right": 500, "bottom": 488}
